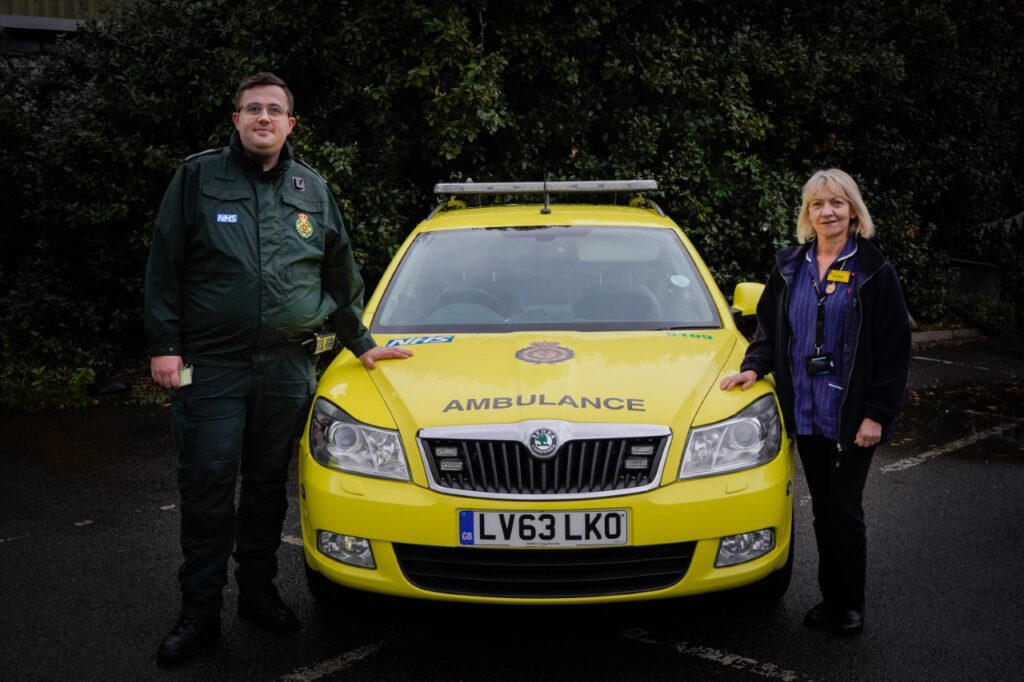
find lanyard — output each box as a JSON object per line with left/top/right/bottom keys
{"left": 810, "top": 259, "right": 849, "bottom": 354}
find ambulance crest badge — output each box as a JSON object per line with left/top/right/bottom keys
{"left": 515, "top": 341, "right": 575, "bottom": 365}
{"left": 295, "top": 213, "right": 314, "bottom": 239}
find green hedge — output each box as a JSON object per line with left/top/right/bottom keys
{"left": 1, "top": 0, "right": 1022, "bottom": 410}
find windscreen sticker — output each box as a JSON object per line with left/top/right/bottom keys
{"left": 666, "top": 332, "right": 714, "bottom": 340}
{"left": 443, "top": 394, "right": 645, "bottom": 413}
{"left": 386, "top": 335, "right": 455, "bottom": 347}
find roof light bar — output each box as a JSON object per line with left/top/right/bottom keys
{"left": 433, "top": 180, "right": 658, "bottom": 195}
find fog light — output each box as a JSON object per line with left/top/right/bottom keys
{"left": 439, "top": 460, "right": 464, "bottom": 472}
{"left": 317, "top": 531, "right": 376, "bottom": 568}
{"left": 623, "top": 457, "right": 648, "bottom": 470}
{"left": 715, "top": 528, "right": 775, "bottom": 567}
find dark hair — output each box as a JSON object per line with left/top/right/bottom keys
{"left": 233, "top": 72, "right": 294, "bottom": 114}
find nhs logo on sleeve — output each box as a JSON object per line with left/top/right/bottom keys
{"left": 385, "top": 335, "right": 454, "bottom": 347}
{"left": 216, "top": 213, "right": 239, "bottom": 224}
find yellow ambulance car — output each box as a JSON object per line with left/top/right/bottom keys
{"left": 299, "top": 180, "right": 793, "bottom": 604}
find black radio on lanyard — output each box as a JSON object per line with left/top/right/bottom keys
{"left": 804, "top": 260, "right": 848, "bottom": 377}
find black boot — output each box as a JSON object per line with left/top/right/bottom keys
{"left": 238, "top": 587, "right": 299, "bottom": 632}
{"left": 832, "top": 608, "right": 864, "bottom": 636}
{"left": 803, "top": 601, "right": 831, "bottom": 630}
{"left": 157, "top": 613, "right": 221, "bottom": 665}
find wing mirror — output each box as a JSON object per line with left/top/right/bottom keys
{"left": 730, "top": 282, "right": 764, "bottom": 339}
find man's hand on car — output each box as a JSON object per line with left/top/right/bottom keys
{"left": 359, "top": 346, "right": 414, "bottom": 370}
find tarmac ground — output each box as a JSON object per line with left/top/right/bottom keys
{"left": 1, "top": 336, "right": 1022, "bottom": 681}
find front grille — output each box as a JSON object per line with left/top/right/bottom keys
{"left": 421, "top": 436, "right": 668, "bottom": 495}
{"left": 393, "top": 542, "right": 695, "bottom": 598}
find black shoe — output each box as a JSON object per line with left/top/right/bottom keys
{"left": 238, "top": 589, "right": 299, "bottom": 632}
{"left": 803, "top": 602, "right": 831, "bottom": 630}
{"left": 832, "top": 608, "right": 864, "bottom": 636}
{"left": 157, "top": 613, "right": 220, "bottom": 665}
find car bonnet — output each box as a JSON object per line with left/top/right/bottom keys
{"left": 360, "top": 331, "right": 738, "bottom": 431}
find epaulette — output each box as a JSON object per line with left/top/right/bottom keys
{"left": 295, "top": 158, "right": 330, "bottom": 187}
{"left": 183, "top": 147, "right": 223, "bottom": 163}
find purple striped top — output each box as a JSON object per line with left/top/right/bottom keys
{"left": 788, "top": 239, "right": 858, "bottom": 440}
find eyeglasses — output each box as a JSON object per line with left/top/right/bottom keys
{"left": 238, "top": 103, "right": 290, "bottom": 118}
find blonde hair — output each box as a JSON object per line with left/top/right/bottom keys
{"left": 796, "top": 168, "right": 875, "bottom": 243}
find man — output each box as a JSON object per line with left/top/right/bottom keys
{"left": 145, "top": 72, "right": 411, "bottom": 665}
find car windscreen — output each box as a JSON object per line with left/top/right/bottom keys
{"left": 372, "top": 225, "right": 721, "bottom": 333}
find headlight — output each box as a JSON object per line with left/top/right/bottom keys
{"left": 309, "top": 397, "right": 410, "bottom": 481}
{"left": 679, "top": 394, "right": 781, "bottom": 479}
{"left": 317, "top": 531, "right": 376, "bottom": 568}
{"left": 716, "top": 529, "right": 776, "bottom": 567}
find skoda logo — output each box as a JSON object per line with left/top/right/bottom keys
{"left": 528, "top": 428, "right": 559, "bottom": 459}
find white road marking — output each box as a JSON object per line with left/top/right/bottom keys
{"left": 965, "top": 409, "right": 1023, "bottom": 422}
{"left": 913, "top": 355, "right": 989, "bottom": 371}
{"left": 621, "top": 629, "right": 807, "bottom": 681}
{"left": 0, "top": 536, "right": 26, "bottom": 543}
{"left": 881, "top": 423, "right": 1018, "bottom": 473}
{"left": 160, "top": 504, "right": 177, "bottom": 511}
{"left": 281, "top": 534, "right": 303, "bottom": 547}
{"left": 74, "top": 520, "right": 94, "bottom": 527}
{"left": 276, "top": 633, "right": 412, "bottom": 681}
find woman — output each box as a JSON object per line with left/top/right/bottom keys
{"left": 721, "top": 168, "right": 910, "bottom": 636}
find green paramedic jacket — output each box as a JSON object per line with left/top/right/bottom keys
{"left": 144, "top": 132, "right": 375, "bottom": 365}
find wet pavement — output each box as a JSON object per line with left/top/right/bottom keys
{"left": 0, "top": 337, "right": 1022, "bottom": 681}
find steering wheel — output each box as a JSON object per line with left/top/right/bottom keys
{"left": 434, "top": 287, "right": 509, "bottom": 317}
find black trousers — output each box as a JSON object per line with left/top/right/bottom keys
{"left": 796, "top": 434, "right": 876, "bottom": 611}
{"left": 168, "top": 347, "right": 314, "bottom": 617}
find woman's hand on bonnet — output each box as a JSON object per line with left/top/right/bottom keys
{"left": 720, "top": 370, "right": 757, "bottom": 391}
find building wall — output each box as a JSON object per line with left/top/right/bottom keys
{"left": 1, "top": 0, "right": 105, "bottom": 20}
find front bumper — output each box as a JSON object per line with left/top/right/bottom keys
{"left": 298, "top": 440, "right": 793, "bottom": 604}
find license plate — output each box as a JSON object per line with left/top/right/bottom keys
{"left": 458, "top": 510, "right": 628, "bottom": 547}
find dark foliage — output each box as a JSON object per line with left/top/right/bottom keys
{"left": 1, "top": 0, "right": 1022, "bottom": 410}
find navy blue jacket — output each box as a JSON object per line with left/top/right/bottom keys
{"left": 741, "top": 237, "right": 911, "bottom": 450}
